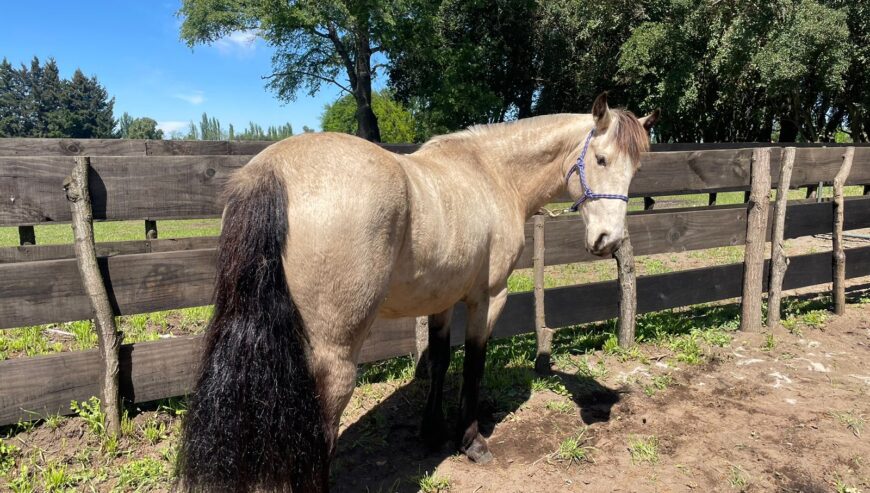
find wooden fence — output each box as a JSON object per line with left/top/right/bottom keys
{"left": 1, "top": 138, "right": 870, "bottom": 426}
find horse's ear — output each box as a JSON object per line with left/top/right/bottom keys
{"left": 639, "top": 108, "right": 661, "bottom": 132}
{"left": 591, "top": 91, "right": 611, "bottom": 130}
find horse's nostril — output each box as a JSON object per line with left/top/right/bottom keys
{"left": 594, "top": 233, "right": 609, "bottom": 252}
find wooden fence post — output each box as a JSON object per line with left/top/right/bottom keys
{"left": 767, "top": 147, "right": 796, "bottom": 327}
{"left": 833, "top": 147, "right": 856, "bottom": 315}
{"left": 533, "top": 214, "right": 554, "bottom": 374}
{"left": 413, "top": 316, "right": 429, "bottom": 379}
{"left": 740, "top": 148, "right": 771, "bottom": 332}
{"left": 18, "top": 226, "right": 36, "bottom": 246}
{"left": 615, "top": 231, "right": 637, "bottom": 347}
{"left": 64, "top": 156, "right": 122, "bottom": 436}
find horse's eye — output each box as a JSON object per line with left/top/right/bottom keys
{"left": 596, "top": 156, "right": 607, "bottom": 166}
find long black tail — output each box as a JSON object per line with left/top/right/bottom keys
{"left": 178, "top": 169, "right": 328, "bottom": 492}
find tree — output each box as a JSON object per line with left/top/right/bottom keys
{"left": 388, "top": 0, "right": 543, "bottom": 133}
{"left": 322, "top": 90, "right": 416, "bottom": 143}
{"left": 60, "top": 69, "right": 116, "bottom": 138}
{"left": 616, "top": 0, "right": 851, "bottom": 142}
{"left": 178, "top": 0, "right": 415, "bottom": 142}
{"left": 0, "top": 57, "right": 115, "bottom": 138}
{"left": 126, "top": 117, "right": 164, "bottom": 139}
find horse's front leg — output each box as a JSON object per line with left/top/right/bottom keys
{"left": 459, "top": 287, "right": 508, "bottom": 464}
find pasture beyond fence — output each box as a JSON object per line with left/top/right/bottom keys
{"left": 1, "top": 138, "right": 870, "bottom": 426}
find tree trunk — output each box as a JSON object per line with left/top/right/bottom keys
{"left": 353, "top": 39, "right": 381, "bottom": 142}
{"left": 767, "top": 147, "right": 795, "bottom": 327}
{"left": 740, "top": 148, "right": 772, "bottom": 332}
{"left": 833, "top": 147, "right": 856, "bottom": 315}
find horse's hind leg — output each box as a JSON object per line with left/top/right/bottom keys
{"left": 421, "top": 308, "right": 454, "bottom": 449}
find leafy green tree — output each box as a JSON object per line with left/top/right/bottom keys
{"left": 60, "top": 69, "right": 116, "bottom": 138}
{"left": 126, "top": 117, "right": 164, "bottom": 139}
{"left": 322, "top": 90, "right": 416, "bottom": 143}
{"left": 0, "top": 57, "right": 115, "bottom": 138}
{"left": 178, "top": 0, "right": 418, "bottom": 142}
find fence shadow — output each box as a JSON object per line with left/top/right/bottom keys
{"left": 331, "top": 368, "right": 620, "bottom": 492}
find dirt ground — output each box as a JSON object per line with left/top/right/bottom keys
{"left": 334, "top": 305, "right": 870, "bottom": 493}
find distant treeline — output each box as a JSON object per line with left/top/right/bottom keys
{"left": 173, "top": 113, "right": 305, "bottom": 141}
{"left": 0, "top": 57, "right": 303, "bottom": 141}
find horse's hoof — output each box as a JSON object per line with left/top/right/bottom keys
{"left": 462, "top": 435, "right": 493, "bottom": 464}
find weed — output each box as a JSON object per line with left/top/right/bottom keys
{"left": 70, "top": 397, "right": 105, "bottom": 437}
{"left": 7, "top": 465, "right": 33, "bottom": 493}
{"left": 44, "top": 413, "right": 64, "bottom": 431}
{"left": 141, "top": 419, "right": 168, "bottom": 445}
{"left": 833, "top": 477, "right": 861, "bottom": 493}
{"left": 830, "top": 411, "right": 865, "bottom": 437}
{"left": 66, "top": 320, "right": 97, "bottom": 350}
{"left": 102, "top": 433, "right": 120, "bottom": 457}
{"left": 531, "top": 376, "right": 570, "bottom": 396}
{"left": 121, "top": 409, "right": 137, "bottom": 437}
{"left": 41, "top": 461, "right": 75, "bottom": 492}
{"left": 117, "top": 458, "right": 168, "bottom": 491}
{"left": 760, "top": 333, "right": 776, "bottom": 352}
{"left": 416, "top": 471, "right": 451, "bottom": 492}
{"left": 0, "top": 438, "right": 19, "bottom": 475}
{"left": 728, "top": 465, "right": 749, "bottom": 489}
{"left": 668, "top": 333, "right": 704, "bottom": 364}
{"left": 576, "top": 358, "right": 608, "bottom": 379}
{"left": 644, "top": 375, "right": 673, "bottom": 397}
{"left": 628, "top": 435, "right": 659, "bottom": 464}
{"left": 546, "top": 400, "right": 574, "bottom": 414}
{"left": 157, "top": 397, "right": 188, "bottom": 417}
{"left": 552, "top": 428, "right": 593, "bottom": 465}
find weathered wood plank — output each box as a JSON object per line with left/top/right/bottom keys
{"left": 0, "top": 249, "right": 218, "bottom": 329}
{"left": 0, "top": 138, "right": 146, "bottom": 156}
{"left": 5, "top": 245, "right": 870, "bottom": 426}
{"left": 0, "top": 155, "right": 250, "bottom": 225}
{"left": 4, "top": 148, "right": 869, "bottom": 226}
{"left": 0, "top": 236, "right": 218, "bottom": 263}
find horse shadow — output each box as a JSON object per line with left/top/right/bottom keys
{"left": 331, "top": 366, "right": 621, "bottom": 492}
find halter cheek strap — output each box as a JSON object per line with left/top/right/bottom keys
{"left": 565, "top": 129, "right": 630, "bottom": 212}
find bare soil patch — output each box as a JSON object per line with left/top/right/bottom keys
{"left": 333, "top": 306, "right": 870, "bottom": 492}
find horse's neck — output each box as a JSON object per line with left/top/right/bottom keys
{"left": 419, "top": 115, "right": 590, "bottom": 218}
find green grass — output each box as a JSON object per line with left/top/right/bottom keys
{"left": 70, "top": 397, "right": 105, "bottom": 437}
{"left": 628, "top": 435, "right": 659, "bottom": 464}
{"left": 416, "top": 471, "right": 451, "bottom": 492}
{"left": 552, "top": 428, "right": 593, "bottom": 465}
{"left": 0, "top": 219, "right": 221, "bottom": 247}
{"left": 830, "top": 411, "right": 865, "bottom": 437}
{"left": 728, "top": 465, "right": 749, "bottom": 489}
{"left": 117, "top": 457, "right": 170, "bottom": 491}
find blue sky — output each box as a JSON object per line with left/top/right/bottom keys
{"left": 1, "top": 2, "right": 366, "bottom": 137}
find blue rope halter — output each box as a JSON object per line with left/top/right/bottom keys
{"left": 565, "top": 129, "right": 630, "bottom": 212}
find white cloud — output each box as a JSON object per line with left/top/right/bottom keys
{"left": 173, "top": 91, "right": 206, "bottom": 105}
{"left": 214, "top": 30, "right": 258, "bottom": 56}
{"left": 157, "top": 121, "right": 190, "bottom": 137}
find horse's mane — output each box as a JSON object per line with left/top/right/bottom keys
{"left": 420, "top": 111, "right": 649, "bottom": 160}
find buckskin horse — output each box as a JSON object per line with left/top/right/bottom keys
{"left": 178, "top": 92, "right": 659, "bottom": 492}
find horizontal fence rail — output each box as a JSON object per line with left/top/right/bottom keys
{"left": 2, "top": 147, "right": 870, "bottom": 226}
{"left": 2, "top": 197, "right": 869, "bottom": 329}
{"left": 3, "top": 245, "right": 869, "bottom": 425}
{"left": 0, "top": 137, "right": 867, "bottom": 158}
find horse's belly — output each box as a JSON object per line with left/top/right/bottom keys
{"left": 378, "top": 264, "right": 476, "bottom": 318}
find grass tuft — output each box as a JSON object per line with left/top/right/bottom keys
{"left": 416, "top": 471, "right": 451, "bottom": 492}
{"left": 628, "top": 435, "right": 659, "bottom": 464}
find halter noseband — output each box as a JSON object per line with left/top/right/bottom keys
{"left": 565, "top": 129, "right": 630, "bottom": 212}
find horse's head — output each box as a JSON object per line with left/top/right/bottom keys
{"left": 566, "top": 92, "right": 659, "bottom": 256}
